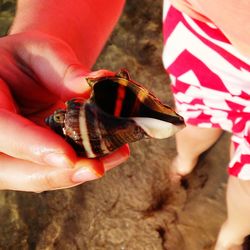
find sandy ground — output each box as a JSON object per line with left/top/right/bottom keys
{"left": 0, "top": 1, "right": 238, "bottom": 249}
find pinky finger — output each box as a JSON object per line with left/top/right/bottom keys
{"left": 0, "top": 154, "right": 104, "bottom": 192}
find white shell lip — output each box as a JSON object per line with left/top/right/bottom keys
{"left": 132, "top": 117, "right": 185, "bottom": 139}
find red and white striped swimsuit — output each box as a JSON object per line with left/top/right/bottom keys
{"left": 162, "top": 0, "right": 250, "bottom": 179}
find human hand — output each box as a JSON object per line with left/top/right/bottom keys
{"left": 0, "top": 31, "right": 129, "bottom": 192}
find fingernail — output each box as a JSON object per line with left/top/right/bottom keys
{"left": 72, "top": 167, "right": 102, "bottom": 183}
{"left": 43, "top": 153, "right": 73, "bottom": 168}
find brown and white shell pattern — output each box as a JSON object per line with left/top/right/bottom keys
{"left": 45, "top": 69, "right": 185, "bottom": 158}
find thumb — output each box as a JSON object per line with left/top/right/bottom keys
{"left": 18, "top": 32, "right": 114, "bottom": 101}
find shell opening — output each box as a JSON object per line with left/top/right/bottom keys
{"left": 132, "top": 117, "right": 185, "bottom": 139}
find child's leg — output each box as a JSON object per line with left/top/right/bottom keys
{"left": 170, "top": 125, "right": 223, "bottom": 178}
{"left": 215, "top": 176, "right": 250, "bottom": 250}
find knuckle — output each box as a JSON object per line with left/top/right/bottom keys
{"left": 34, "top": 170, "right": 75, "bottom": 192}
{"left": 33, "top": 173, "right": 59, "bottom": 192}
{"left": 43, "top": 173, "right": 58, "bottom": 190}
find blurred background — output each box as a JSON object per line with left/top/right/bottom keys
{"left": 0, "top": 0, "right": 15, "bottom": 36}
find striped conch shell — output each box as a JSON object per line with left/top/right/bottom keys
{"left": 45, "top": 69, "right": 185, "bottom": 158}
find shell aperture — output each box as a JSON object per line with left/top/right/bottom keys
{"left": 45, "top": 69, "right": 185, "bottom": 158}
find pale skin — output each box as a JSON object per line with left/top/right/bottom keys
{"left": 1, "top": 1, "right": 250, "bottom": 249}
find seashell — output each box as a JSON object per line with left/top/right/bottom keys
{"left": 45, "top": 69, "right": 185, "bottom": 158}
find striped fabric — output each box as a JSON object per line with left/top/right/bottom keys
{"left": 162, "top": 0, "right": 250, "bottom": 179}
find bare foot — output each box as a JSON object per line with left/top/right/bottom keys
{"left": 168, "top": 155, "right": 198, "bottom": 184}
